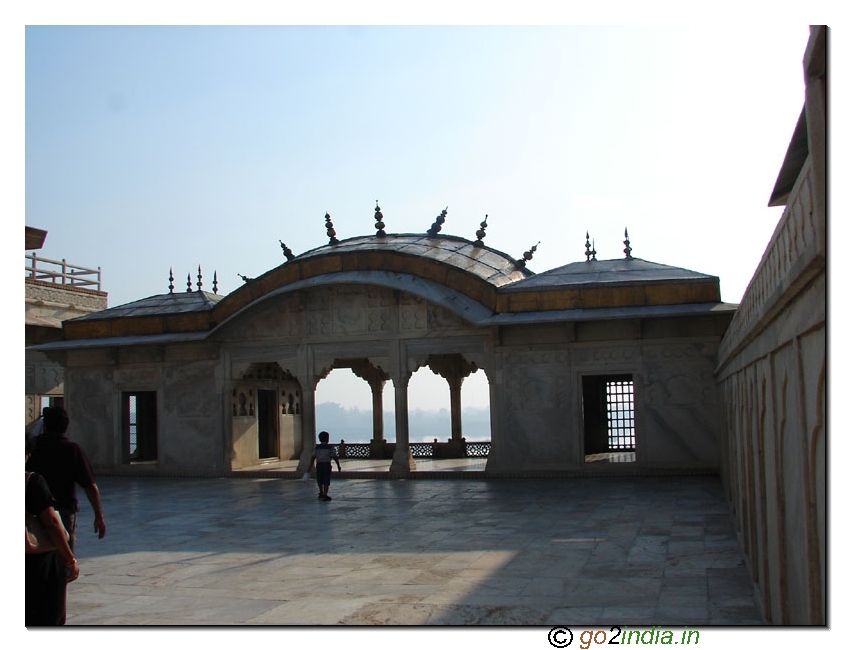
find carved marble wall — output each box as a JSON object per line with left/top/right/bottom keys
{"left": 63, "top": 346, "right": 227, "bottom": 474}
{"left": 487, "top": 336, "right": 724, "bottom": 473}
{"left": 64, "top": 365, "right": 116, "bottom": 466}
{"left": 715, "top": 26, "right": 826, "bottom": 624}
{"left": 25, "top": 352, "right": 65, "bottom": 422}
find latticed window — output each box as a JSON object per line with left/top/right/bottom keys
{"left": 605, "top": 379, "right": 635, "bottom": 450}
{"left": 582, "top": 374, "right": 636, "bottom": 459}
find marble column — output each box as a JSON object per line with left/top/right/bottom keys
{"left": 390, "top": 373, "right": 415, "bottom": 475}
{"left": 296, "top": 377, "right": 318, "bottom": 474}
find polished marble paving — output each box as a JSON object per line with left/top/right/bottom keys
{"left": 65, "top": 474, "right": 763, "bottom": 626}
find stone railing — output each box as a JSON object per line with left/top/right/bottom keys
{"left": 25, "top": 252, "right": 102, "bottom": 291}
{"left": 336, "top": 440, "right": 490, "bottom": 460}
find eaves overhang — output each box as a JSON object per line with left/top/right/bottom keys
{"left": 482, "top": 301, "right": 737, "bottom": 326}
{"left": 27, "top": 331, "right": 211, "bottom": 352}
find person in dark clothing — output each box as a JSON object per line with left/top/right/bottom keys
{"left": 26, "top": 406, "right": 106, "bottom": 551}
{"left": 26, "top": 433, "right": 79, "bottom": 626}
{"left": 310, "top": 430, "right": 341, "bottom": 501}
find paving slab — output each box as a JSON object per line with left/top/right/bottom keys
{"left": 61, "top": 474, "right": 764, "bottom": 626}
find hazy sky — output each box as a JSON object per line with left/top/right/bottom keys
{"left": 23, "top": 24, "right": 810, "bottom": 306}
{"left": 13, "top": 14, "right": 830, "bottom": 416}
{"left": 20, "top": 23, "right": 813, "bottom": 408}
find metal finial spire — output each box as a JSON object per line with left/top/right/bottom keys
{"left": 591, "top": 239, "right": 597, "bottom": 261}
{"left": 238, "top": 273, "right": 252, "bottom": 283}
{"left": 325, "top": 212, "right": 339, "bottom": 245}
{"left": 515, "top": 242, "right": 540, "bottom": 268}
{"left": 374, "top": 200, "right": 386, "bottom": 238}
{"left": 197, "top": 265, "right": 203, "bottom": 292}
{"left": 168, "top": 268, "right": 174, "bottom": 293}
{"left": 585, "top": 232, "right": 592, "bottom": 261}
{"left": 213, "top": 271, "right": 218, "bottom": 294}
{"left": 623, "top": 227, "right": 632, "bottom": 260}
{"left": 186, "top": 273, "right": 192, "bottom": 292}
{"left": 473, "top": 215, "right": 488, "bottom": 248}
{"left": 427, "top": 207, "right": 448, "bottom": 237}
{"left": 279, "top": 240, "right": 295, "bottom": 261}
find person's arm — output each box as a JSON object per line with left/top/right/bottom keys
{"left": 26, "top": 528, "right": 38, "bottom": 554}
{"left": 83, "top": 484, "right": 106, "bottom": 539}
{"left": 37, "top": 506, "right": 79, "bottom": 582}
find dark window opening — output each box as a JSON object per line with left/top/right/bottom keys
{"left": 583, "top": 374, "right": 635, "bottom": 463}
{"left": 123, "top": 391, "right": 157, "bottom": 463}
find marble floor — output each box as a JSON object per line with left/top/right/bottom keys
{"left": 63, "top": 474, "right": 763, "bottom": 626}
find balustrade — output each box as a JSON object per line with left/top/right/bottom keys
{"left": 25, "top": 252, "right": 102, "bottom": 290}
{"left": 335, "top": 441, "right": 490, "bottom": 460}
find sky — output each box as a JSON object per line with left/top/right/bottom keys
{"left": 17, "top": 20, "right": 816, "bottom": 412}
{"left": 21, "top": 23, "right": 812, "bottom": 313}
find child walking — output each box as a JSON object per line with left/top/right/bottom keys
{"left": 311, "top": 431, "right": 341, "bottom": 501}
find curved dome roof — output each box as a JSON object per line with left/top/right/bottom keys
{"left": 295, "top": 234, "right": 531, "bottom": 287}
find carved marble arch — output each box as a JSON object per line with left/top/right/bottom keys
{"left": 318, "top": 358, "right": 390, "bottom": 386}
{"left": 406, "top": 352, "right": 488, "bottom": 384}
{"left": 232, "top": 362, "right": 302, "bottom": 417}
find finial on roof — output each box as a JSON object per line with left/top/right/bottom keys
{"left": 197, "top": 265, "right": 203, "bottom": 292}
{"left": 238, "top": 273, "right": 253, "bottom": 283}
{"left": 515, "top": 242, "right": 540, "bottom": 269}
{"left": 374, "top": 201, "right": 386, "bottom": 238}
{"left": 585, "top": 233, "right": 597, "bottom": 261}
{"left": 427, "top": 207, "right": 448, "bottom": 237}
{"left": 186, "top": 273, "right": 192, "bottom": 292}
{"left": 168, "top": 268, "right": 174, "bottom": 294}
{"left": 623, "top": 227, "right": 633, "bottom": 260}
{"left": 325, "top": 212, "right": 339, "bottom": 245}
{"left": 213, "top": 271, "right": 218, "bottom": 294}
{"left": 473, "top": 215, "right": 488, "bottom": 248}
{"left": 279, "top": 240, "right": 295, "bottom": 261}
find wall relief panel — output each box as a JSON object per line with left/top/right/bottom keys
{"left": 114, "top": 367, "right": 160, "bottom": 386}
{"left": 224, "top": 295, "right": 304, "bottom": 341}
{"left": 162, "top": 364, "right": 219, "bottom": 417}
{"left": 574, "top": 345, "right": 638, "bottom": 365}
{"left": 25, "top": 359, "right": 64, "bottom": 395}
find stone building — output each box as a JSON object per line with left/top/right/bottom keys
{"left": 29, "top": 211, "right": 734, "bottom": 478}
{"left": 25, "top": 25, "right": 827, "bottom": 626}
{"left": 25, "top": 225, "right": 108, "bottom": 423}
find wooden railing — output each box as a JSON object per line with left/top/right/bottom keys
{"left": 25, "top": 252, "right": 102, "bottom": 290}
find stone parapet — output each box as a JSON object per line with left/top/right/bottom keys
{"left": 25, "top": 279, "right": 108, "bottom": 325}
{"left": 716, "top": 158, "right": 825, "bottom": 371}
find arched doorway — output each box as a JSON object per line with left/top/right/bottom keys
{"left": 231, "top": 362, "right": 301, "bottom": 469}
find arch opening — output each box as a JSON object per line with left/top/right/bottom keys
{"left": 230, "top": 362, "right": 302, "bottom": 470}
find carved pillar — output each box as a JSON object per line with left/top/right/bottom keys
{"left": 447, "top": 376, "right": 464, "bottom": 443}
{"left": 369, "top": 379, "right": 386, "bottom": 443}
{"left": 390, "top": 373, "right": 415, "bottom": 475}
{"left": 296, "top": 378, "right": 318, "bottom": 474}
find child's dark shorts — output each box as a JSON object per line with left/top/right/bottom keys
{"left": 316, "top": 461, "right": 332, "bottom": 486}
